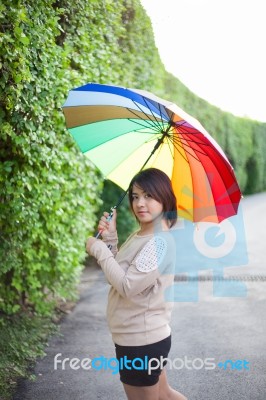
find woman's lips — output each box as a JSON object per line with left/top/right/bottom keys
{"left": 137, "top": 211, "right": 148, "bottom": 216}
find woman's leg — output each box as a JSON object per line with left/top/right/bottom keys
{"left": 121, "top": 369, "right": 187, "bottom": 400}
{"left": 158, "top": 369, "right": 187, "bottom": 400}
{"left": 122, "top": 382, "right": 159, "bottom": 400}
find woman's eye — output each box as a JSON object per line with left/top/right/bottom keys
{"left": 145, "top": 194, "right": 152, "bottom": 198}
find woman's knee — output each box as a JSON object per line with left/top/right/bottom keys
{"left": 159, "top": 390, "right": 188, "bottom": 400}
{"left": 158, "top": 389, "right": 172, "bottom": 400}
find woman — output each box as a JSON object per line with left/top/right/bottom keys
{"left": 86, "top": 168, "right": 187, "bottom": 400}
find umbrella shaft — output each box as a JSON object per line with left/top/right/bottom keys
{"left": 141, "top": 130, "right": 169, "bottom": 170}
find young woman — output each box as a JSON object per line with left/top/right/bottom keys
{"left": 86, "top": 168, "right": 187, "bottom": 400}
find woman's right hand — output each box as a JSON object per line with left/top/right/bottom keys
{"left": 97, "top": 209, "right": 117, "bottom": 238}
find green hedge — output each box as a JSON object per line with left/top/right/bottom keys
{"left": 0, "top": 0, "right": 165, "bottom": 315}
{"left": 0, "top": 0, "right": 266, "bottom": 316}
{"left": 0, "top": 0, "right": 105, "bottom": 314}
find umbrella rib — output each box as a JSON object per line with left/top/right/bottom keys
{"left": 171, "top": 135, "right": 210, "bottom": 158}
{"left": 174, "top": 134, "right": 208, "bottom": 146}
{"left": 126, "top": 105, "right": 162, "bottom": 129}
{"left": 179, "top": 133, "right": 234, "bottom": 173}
{"left": 175, "top": 136, "right": 217, "bottom": 157}
{"left": 157, "top": 103, "right": 165, "bottom": 123}
{"left": 165, "top": 136, "right": 175, "bottom": 159}
{"left": 170, "top": 136, "right": 206, "bottom": 163}
{"left": 172, "top": 127, "right": 221, "bottom": 156}
{"left": 168, "top": 136, "right": 198, "bottom": 215}
{"left": 175, "top": 127, "right": 200, "bottom": 134}
{"left": 146, "top": 132, "right": 175, "bottom": 164}
{"left": 172, "top": 138, "right": 205, "bottom": 161}
{"left": 159, "top": 106, "right": 176, "bottom": 133}
{"left": 158, "top": 103, "right": 172, "bottom": 128}
{"left": 173, "top": 120, "right": 205, "bottom": 135}
{"left": 168, "top": 136, "right": 189, "bottom": 163}
{"left": 127, "top": 117, "right": 165, "bottom": 133}
{"left": 142, "top": 97, "right": 166, "bottom": 129}
{"left": 168, "top": 110, "right": 175, "bottom": 124}
{"left": 131, "top": 100, "right": 165, "bottom": 131}
{"left": 173, "top": 120, "right": 193, "bottom": 130}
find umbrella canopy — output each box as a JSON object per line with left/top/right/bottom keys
{"left": 62, "top": 83, "right": 242, "bottom": 223}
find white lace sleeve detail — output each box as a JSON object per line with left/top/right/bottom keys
{"left": 135, "top": 237, "right": 167, "bottom": 273}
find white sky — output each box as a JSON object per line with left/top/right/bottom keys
{"left": 140, "top": 0, "right": 266, "bottom": 122}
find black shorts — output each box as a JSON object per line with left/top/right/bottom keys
{"left": 114, "top": 335, "right": 171, "bottom": 387}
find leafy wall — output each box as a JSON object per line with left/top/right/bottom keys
{"left": 0, "top": 0, "right": 265, "bottom": 315}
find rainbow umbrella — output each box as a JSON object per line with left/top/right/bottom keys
{"left": 62, "top": 82, "right": 242, "bottom": 223}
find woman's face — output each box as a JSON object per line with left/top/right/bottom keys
{"left": 131, "top": 184, "right": 163, "bottom": 226}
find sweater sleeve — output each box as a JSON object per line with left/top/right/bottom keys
{"left": 89, "top": 237, "right": 168, "bottom": 298}
{"left": 102, "top": 231, "right": 118, "bottom": 257}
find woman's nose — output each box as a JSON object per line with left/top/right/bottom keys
{"left": 136, "top": 196, "right": 145, "bottom": 207}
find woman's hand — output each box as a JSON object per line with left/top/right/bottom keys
{"left": 86, "top": 209, "right": 117, "bottom": 254}
{"left": 97, "top": 208, "right": 117, "bottom": 238}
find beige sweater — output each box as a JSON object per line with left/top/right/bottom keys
{"left": 90, "top": 229, "right": 175, "bottom": 346}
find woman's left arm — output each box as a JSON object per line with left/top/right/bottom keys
{"left": 86, "top": 236, "right": 172, "bottom": 298}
